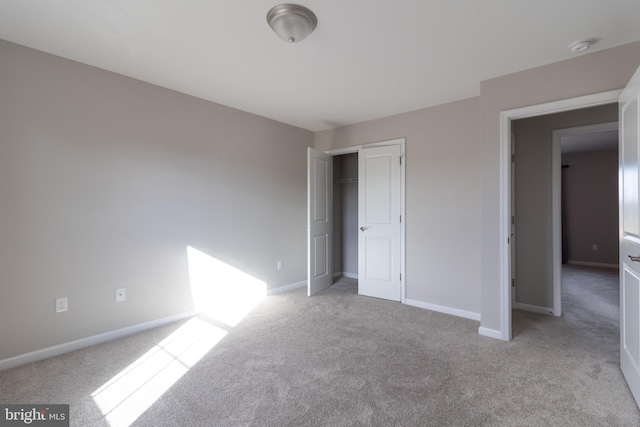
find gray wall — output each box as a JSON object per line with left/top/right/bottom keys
{"left": 480, "top": 41, "right": 640, "bottom": 334}
{"left": 0, "top": 40, "right": 313, "bottom": 361}
{"left": 563, "top": 149, "right": 618, "bottom": 266}
{"left": 2, "top": 37, "right": 640, "bottom": 360}
{"left": 316, "top": 98, "right": 482, "bottom": 315}
{"left": 512, "top": 104, "right": 617, "bottom": 309}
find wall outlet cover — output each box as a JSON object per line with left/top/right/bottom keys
{"left": 56, "top": 297, "right": 68, "bottom": 313}
{"left": 115, "top": 288, "right": 126, "bottom": 302}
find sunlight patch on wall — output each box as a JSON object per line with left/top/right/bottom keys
{"left": 187, "top": 246, "right": 266, "bottom": 327}
{"left": 92, "top": 317, "right": 225, "bottom": 427}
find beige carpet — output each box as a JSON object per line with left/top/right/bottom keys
{"left": 1, "top": 267, "right": 639, "bottom": 426}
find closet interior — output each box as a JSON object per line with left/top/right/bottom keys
{"left": 332, "top": 153, "right": 358, "bottom": 282}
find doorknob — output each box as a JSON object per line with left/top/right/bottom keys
{"left": 629, "top": 255, "right": 640, "bottom": 262}
{"left": 360, "top": 227, "right": 368, "bottom": 232}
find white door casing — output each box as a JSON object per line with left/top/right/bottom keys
{"left": 358, "top": 144, "right": 402, "bottom": 301}
{"left": 511, "top": 132, "right": 516, "bottom": 307}
{"left": 620, "top": 65, "right": 640, "bottom": 408}
{"left": 307, "top": 148, "right": 332, "bottom": 296}
{"left": 489, "top": 89, "right": 622, "bottom": 342}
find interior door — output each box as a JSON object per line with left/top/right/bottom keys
{"left": 307, "top": 147, "right": 333, "bottom": 296}
{"left": 620, "top": 65, "right": 640, "bottom": 407}
{"left": 358, "top": 144, "right": 402, "bottom": 301}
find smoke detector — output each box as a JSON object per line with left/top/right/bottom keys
{"left": 569, "top": 40, "right": 592, "bottom": 53}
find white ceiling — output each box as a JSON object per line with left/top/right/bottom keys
{"left": 0, "top": 1, "right": 639, "bottom": 131}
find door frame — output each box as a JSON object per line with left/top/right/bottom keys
{"left": 498, "top": 90, "right": 622, "bottom": 341}
{"left": 510, "top": 132, "right": 516, "bottom": 307}
{"left": 551, "top": 121, "right": 619, "bottom": 316}
{"left": 326, "top": 138, "right": 406, "bottom": 303}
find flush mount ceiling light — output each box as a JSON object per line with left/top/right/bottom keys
{"left": 267, "top": 4, "right": 317, "bottom": 43}
{"left": 569, "top": 40, "right": 592, "bottom": 53}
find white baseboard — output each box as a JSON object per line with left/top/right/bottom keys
{"left": 514, "top": 302, "right": 554, "bottom": 316}
{"left": 478, "top": 326, "right": 505, "bottom": 340}
{"left": 332, "top": 272, "right": 358, "bottom": 279}
{"left": 267, "top": 280, "right": 306, "bottom": 295}
{"left": 0, "top": 310, "right": 199, "bottom": 372}
{"left": 567, "top": 260, "right": 618, "bottom": 269}
{"left": 404, "top": 299, "right": 481, "bottom": 321}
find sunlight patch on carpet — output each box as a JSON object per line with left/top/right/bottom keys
{"left": 92, "top": 247, "right": 266, "bottom": 427}
{"left": 92, "top": 317, "right": 225, "bottom": 427}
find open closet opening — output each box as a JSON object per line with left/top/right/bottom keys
{"left": 332, "top": 153, "right": 358, "bottom": 287}
{"left": 308, "top": 138, "right": 404, "bottom": 299}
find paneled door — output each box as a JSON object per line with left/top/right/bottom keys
{"left": 358, "top": 144, "right": 402, "bottom": 301}
{"left": 620, "top": 65, "right": 640, "bottom": 408}
{"left": 307, "top": 148, "right": 333, "bottom": 296}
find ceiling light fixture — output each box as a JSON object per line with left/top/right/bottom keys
{"left": 267, "top": 4, "right": 317, "bottom": 43}
{"left": 569, "top": 40, "right": 592, "bottom": 53}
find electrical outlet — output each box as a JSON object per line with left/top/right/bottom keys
{"left": 56, "top": 297, "right": 67, "bottom": 313}
{"left": 277, "top": 260, "right": 283, "bottom": 270}
{"left": 115, "top": 288, "right": 126, "bottom": 302}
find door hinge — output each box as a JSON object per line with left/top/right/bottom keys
{"left": 400, "top": 215, "right": 402, "bottom": 223}
{"left": 511, "top": 215, "right": 515, "bottom": 225}
{"left": 400, "top": 273, "right": 402, "bottom": 281}
{"left": 511, "top": 154, "right": 515, "bottom": 163}
{"left": 399, "top": 156, "right": 402, "bottom": 165}
{"left": 512, "top": 278, "right": 515, "bottom": 287}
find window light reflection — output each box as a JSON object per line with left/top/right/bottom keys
{"left": 186, "top": 246, "right": 266, "bottom": 327}
{"left": 91, "top": 246, "right": 267, "bottom": 426}
{"left": 91, "top": 317, "right": 226, "bottom": 427}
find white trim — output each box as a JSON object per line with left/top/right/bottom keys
{"left": 326, "top": 138, "right": 407, "bottom": 156}
{"left": 567, "top": 260, "right": 619, "bottom": 269}
{"left": 405, "top": 299, "right": 481, "bottom": 321}
{"left": 400, "top": 139, "right": 406, "bottom": 304}
{"left": 267, "top": 280, "right": 307, "bottom": 295}
{"left": 498, "top": 89, "right": 622, "bottom": 341}
{"left": 503, "top": 90, "right": 622, "bottom": 121}
{"left": 552, "top": 121, "right": 619, "bottom": 316}
{"left": 552, "top": 128, "right": 561, "bottom": 316}
{"left": 332, "top": 271, "right": 359, "bottom": 279}
{"left": 327, "top": 146, "right": 361, "bottom": 155}
{"left": 478, "top": 327, "right": 503, "bottom": 340}
{"left": 500, "top": 112, "right": 512, "bottom": 341}
{"left": 514, "top": 302, "right": 554, "bottom": 316}
{"left": 366, "top": 138, "right": 406, "bottom": 148}
{"left": 0, "top": 310, "right": 198, "bottom": 372}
